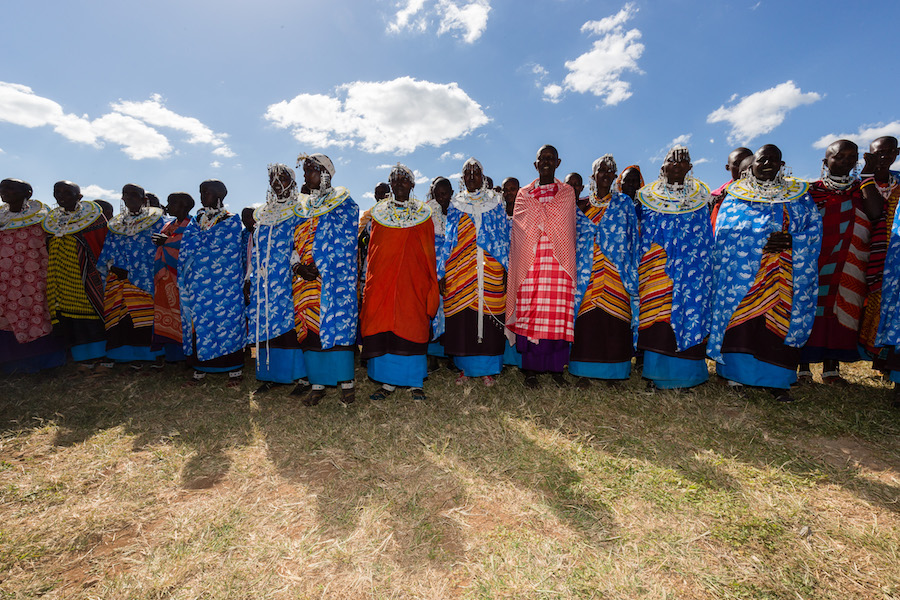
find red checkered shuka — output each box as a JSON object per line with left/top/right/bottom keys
{"left": 514, "top": 233, "right": 575, "bottom": 341}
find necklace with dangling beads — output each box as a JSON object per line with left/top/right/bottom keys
{"left": 822, "top": 172, "right": 857, "bottom": 193}
{"left": 589, "top": 193, "right": 611, "bottom": 209}
{"left": 198, "top": 207, "right": 228, "bottom": 231}
{"left": 875, "top": 173, "right": 899, "bottom": 200}
{"left": 45, "top": 201, "right": 101, "bottom": 237}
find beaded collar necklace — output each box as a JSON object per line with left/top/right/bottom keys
{"left": 294, "top": 186, "right": 350, "bottom": 219}
{"left": 638, "top": 177, "right": 710, "bottom": 214}
{"left": 43, "top": 201, "right": 102, "bottom": 237}
{"left": 107, "top": 206, "right": 164, "bottom": 235}
{"left": 451, "top": 188, "right": 502, "bottom": 215}
{"left": 727, "top": 173, "right": 808, "bottom": 204}
{"left": 0, "top": 199, "right": 48, "bottom": 230}
{"left": 255, "top": 190, "right": 299, "bottom": 226}
{"left": 197, "top": 207, "right": 230, "bottom": 231}
{"left": 588, "top": 193, "right": 611, "bottom": 209}
{"left": 371, "top": 196, "right": 432, "bottom": 228}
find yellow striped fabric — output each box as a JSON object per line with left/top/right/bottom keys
{"left": 727, "top": 249, "right": 793, "bottom": 338}
{"left": 444, "top": 214, "right": 505, "bottom": 317}
{"left": 103, "top": 274, "right": 154, "bottom": 330}
{"left": 638, "top": 243, "right": 673, "bottom": 330}
{"left": 46, "top": 235, "right": 101, "bottom": 322}
{"left": 292, "top": 217, "right": 321, "bottom": 342}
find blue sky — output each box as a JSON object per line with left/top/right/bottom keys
{"left": 3, "top": 0, "right": 899, "bottom": 215}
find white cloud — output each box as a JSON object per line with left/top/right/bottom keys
{"left": 81, "top": 184, "right": 118, "bottom": 201}
{"left": 112, "top": 94, "right": 234, "bottom": 157}
{"left": 532, "top": 64, "right": 548, "bottom": 78}
{"left": 0, "top": 82, "right": 233, "bottom": 160}
{"left": 388, "top": 0, "right": 427, "bottom": 33}
{"left": 375, "top": 164, "right": 394, "bottom": 170}
{"left": 543, "top": 84, "right": 564, "bottom": 104}
{"left": 544, "top": 3, "right": 644, "bottom": 105}
{"left": 707, "top": 80, "right": 822, "bottom": 144}
{"left": 387, "top": 0, "right": 490, "bottom": 43}
{"left": 413, "top": 169, "right": 430, "bottom": 185}
{"left": 440, "top": 151, "right": 465, "bottom": 161}
{"left": 812, "top": 121, "right": 900, "bottom": 150}
{"left": 362, "top": 191, "right": 376, "bottom": 200}
{"left": 437, "top": 0, "right": 490, "bottom": 43}
{"left": 210, "top": 161, "right": 222, "bottom": 168}
{"left": 265, "top": 76, "right": 490, "bottom": 154}
{"left": 693, "top": 158, "right": 710, "bottom": 165}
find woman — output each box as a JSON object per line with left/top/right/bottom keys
{"left": 571, "top": 155, "right": 639, "bottom": 386}
{"left": 636, "top": 146, "right": 713, "bottom": 389}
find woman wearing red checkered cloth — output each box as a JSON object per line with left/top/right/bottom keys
{"left": 506, "top": 145, "right": 577, "bottom": 389}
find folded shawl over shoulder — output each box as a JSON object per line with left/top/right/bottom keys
{"left": 505, "top": 178, "right": 576, "bottom": 334}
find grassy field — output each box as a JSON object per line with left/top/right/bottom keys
{"left": 0, "top": 358, "right": 898, "bottom": 599}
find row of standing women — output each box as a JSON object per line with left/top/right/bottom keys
{"left": 2, "top": 138, "right": 900, "bottom": 406}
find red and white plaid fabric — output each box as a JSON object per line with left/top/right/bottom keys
{"left": 506, "top": 178, "right": 576, "bottom": 340}
{"left": 511, "top": 233, "right": 575, "bottom": 341}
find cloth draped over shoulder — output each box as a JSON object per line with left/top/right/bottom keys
{"left": 178, "top": 213, "right": 247, "bottom": 361}
{"left": 876, "top": 196, "right": 900, "bottom": 348}
{"left": 294, "top": 191, "right": 359, "bottom": 348}
{"left": 506, "top": 179, "right": 576, "bottom": 334}
{"left": 43, "top": 203, "right": 107, "bottom": 320}
{"left": 98, "top": 221, "right": 164, "bottom": 295}
{"left": 247, "top": 211, "right": 301, "bottom": 343}
{"left": 638, "top": 203, "right": 714, "bottom": 352}
{"left": 575, "top": 192, "right": 640, "bottom": 335}
{"left": 153, "top": 217, "right": 190, "bottom": 344}
{"left": 426, "top": 199, "right": 447, "bottom": 340}
{"left": 361, "top": 218, "right": 439, "bottom": 345}
{"left": 0, "top": 217, "right": 53, "bottom": 344}
{"left": 708, "top": 190, "right": 822, "bottom": 362}
{"left": 437, "top": 191, "right": 510, "bottom": 276}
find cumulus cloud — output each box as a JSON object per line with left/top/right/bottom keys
{"left": 651, "top": 134, "right": 693, "bottom": 161}
{"left": 387, "top": 0, "right": 490, "bottom": 43}
{"left": 81, "top": 184, "right": 118, "bottom": 201}
{"left": 812, "top": 121, "right": 900, "bottom": 150}
{"left": 265, "top": 76, "right": 490, "bottom": 154}
{"left": 388, "top": 0, "right": 428, "bottom": 33}
{"left": 0, "top": 82, "right": 233, "bottom": 160}
{"left": 440, "top": 151, "right": 465, "bottom": 161}
{"left": 211, "top": 161, "right": 222, "bottom": 168}
{"left": 112, "top": 94, "right": 234, "bottom": 157}
{"left": 543, "top": 84, "right": 564, "bottom": 104}
{"left": 543, "top": 3, "right": 644, "bottom": 105}
{"left": 707, "top": 81, "right": 822, "bottom": 144}
{"left": 437, "top": 0, "right": 490, "bottom": 43}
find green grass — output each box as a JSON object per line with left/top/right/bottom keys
{"left": 0, "top": 359, "right": 898, "bottom": 598}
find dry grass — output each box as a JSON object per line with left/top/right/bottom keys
{"left": 0, "top": 358, "right": 898, "bottom": 599}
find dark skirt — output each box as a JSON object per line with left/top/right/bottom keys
{"left": 638, "top": 322, "right": 706, "bottom": 360}
{"left": 442, "top": 308, "right": 506, "bottom": 357}
{"left": 571, "top": 309, "right": 633, "bottom": 364}
{"left": 720, "top": 317, "right": 800, "bottom": 371}
{"left": 516, "top": 335, "right": 570, "bottom": 373}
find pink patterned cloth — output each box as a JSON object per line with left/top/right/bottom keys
{"left": 511, "top": 233, "right": 575, "bottom": 342}
{"left": 0, "top": 223, "right": 53, "bottom": 344}
{"left": 506, "top": 178, "right": 576, "bottom": 340}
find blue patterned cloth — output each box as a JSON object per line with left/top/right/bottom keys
{"left": 876, "top": 190, "right": 900, "bottom": 348}
{"left": 247, "top": 213, "right": 301, "bottom": 343}
{"left": 574, "top": 193, "right": 640, "bottom": 338}
{"left": 431, "top": 226, "right": 446, "bottom": 340}
{"left": 639, "top": 205, "right": 714, "bottom": 352}
{"left": 437, "top": 201, "right": 511, "bottom": 276}
{"left": 178, "top": 214, "right": 247, "bottom": 361}
{"left": 301, "top": 196, "right": 359, "bottom": 348}
{"left": 708, "top": 193, "right": 822, "bottom": 363}
{"left": 98, "top": 220, "right": 165, "bottom": 294}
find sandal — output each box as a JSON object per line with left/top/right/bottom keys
{"left": 255, "top": 381, "right": 283, "bottom": 394}
{"left": 769, "top": 388, "right": 794, "bottom": 403}
{"left": 455, "top": 372, "right": 469, "bottom": 386}
{"left": 576, "top": 377, "right": 592, "bottom": 389}
{"left": 341, "top": 386, "right": 356, "bottom": 405}
{"left": 524, "top": 374, "right": 540, "bottom": 389}
{"left": 821, "top": 371, "right": 849, "bottom": 386}
{"left": 369, "top": 386, "right": 394, "bottom": 401}
{"left": 551, "top": 373, "right": 570, "bottom": 387}
{"left": 797, "top": 370, "right": 813, "bottom": 385}
{"left": 410, "top": 387, "right": 426, "bottom": 401}
{"left": 289, "top": 381, "right": 311, "bottom": 396}
{"left": 482, "top": 375, "right": 496, "bottom": 387}
{"left": 303, "top": 388, "right": 326, "bottom": 406}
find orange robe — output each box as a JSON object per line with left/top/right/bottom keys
{"left": 361, "top": 219, "right": 439, "bottom": 345}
